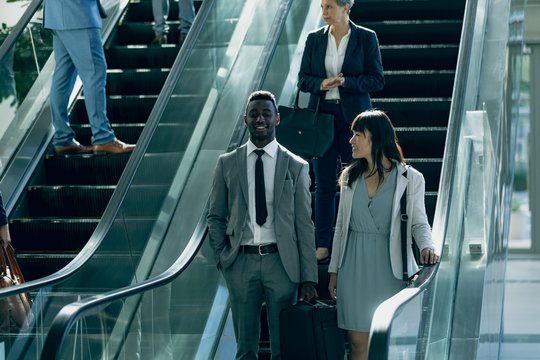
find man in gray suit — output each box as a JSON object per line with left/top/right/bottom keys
{"left": 207, "top": 91, "right": 318, "bottom": 359}
{"left": 44, "top": 0, "right": 135, "bottom": 154}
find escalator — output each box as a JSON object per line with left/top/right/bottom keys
{"left": 3, "top": 0, "right": 523, "bottom": 358}
{"left": 38, "top": 0, "right": 470, "bottom": 358}
{"left": 8, "top": 0, "right": 201, "bottom": 282}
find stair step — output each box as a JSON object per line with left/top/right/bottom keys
{"left": 72, "top": 95, "right": 158, "bottom": 125}
{"left": 406, "top": 159, "right": 442, "bottom": 192}
{"left": 123, "top": 0, "right": 203, "bottom": 23}
{"left": 380, "top": 44, "right": 459, "bottom": 70}
{"left": 27, "top": 185, "right": 115, "bottom": 218}
{"left": 105, "top": 44, "right": 180, "bottom": 69}
{"left": 395, "top": 127, "right": 447, "bottom": 158}
{"left": 351, "top": 1, "right": 466, "bottom": 22}
{"left": 71, "top": 123, "right": 144, "bottom": 146}
{"left": 45, "top": 152, "right": 131, "bottom": 185}
{"left": 374, "top": 71, "right": 455, "bottom": 98}
{"left": 9, "top": 218, "right": 98, "bottom": 252}
{"left": 106, "top": 68, "right": 170, "bottom": 95}
{"left": 359, "top": 20, "right": 463, "bottom": 45}
{"left": 371, "top": 98, "right": 451, "bottom": 127}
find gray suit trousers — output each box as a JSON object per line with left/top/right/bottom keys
{"left": 221, "top": 252, "right": 296, "bottom": 360}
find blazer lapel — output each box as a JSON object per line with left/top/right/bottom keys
{"left": 235, "top": 145, "right": 249, "bottom": 207}
{"left": 273, "top": 146, "right": 289, "bottom": 209}
{"left": 342, "top": 21, "right": 358, "bottom": 73}
{"left": 392, "top": 163, "right": 409, "bottom": 219}
{"left": 316, "top": 26, "right": 330, "bottom": 76}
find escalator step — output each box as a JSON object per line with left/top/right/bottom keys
{"left": 395, "top": 127, "right": 447, "bottom": 158}
{"left": 9, "top": 218, "right": 98, "bottom": 252}
{"left": 380, "top": 44, "right": 459, "bottom": 71}
{"left": 359, "top": 21, "right": 463, "bottom": 45}
{"left": 112, "top": 22, "right": 181, "bottom": 45}
{"left": 27, "top": 185, "right": 115, "bottom": 218}
{"left": 106, "top": 68, "right": 170, "bottom": 95}
{"left": 123, "top": 0, "right": 202, "bottom": 23}
{"left": 373, "top": 71, "right": 455, "bottom": 98}
{"left": 72, "top": 95, "right": 158, "bottom": 125}
{"left": 16, "top": 254, "right": 74, "bottom": 281}
{"left": 372, "top": 98, "right": 451, "bottom": 127}
{"left": 406, "top": 159, "right": 442, "bottom": 192}
{"left": 45, "top": 152, "right": 131, "bottom": 185}
{"left": 351, "top": 1, "right": 465, "bottom": 22}
{"left": 71, "top": 123, "right": 144, "bottom": 146}
{"left": 105, "top": 44, "right": 179, "bottom": 69}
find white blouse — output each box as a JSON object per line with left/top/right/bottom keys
{"left": 324, "top": 27, "right": 351, "bottom": 100}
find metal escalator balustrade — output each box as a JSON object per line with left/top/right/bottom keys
{"left": 367, "top": 0, "right": 528, "bottom": 358}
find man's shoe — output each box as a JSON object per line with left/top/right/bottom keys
{"left": 93, "top": 139, "right": 135, "bottom": 154}
{"left": 54, "top": 140, "right": 92, "bottom": 155}
{"left": 151, "top": 34, "right": 167, "bottom": 46}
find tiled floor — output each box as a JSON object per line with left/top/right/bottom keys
{"left": 501, "top": 254, "right": 540, "bottom": 359}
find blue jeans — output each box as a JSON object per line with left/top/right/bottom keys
{"left": 312, "top": 102, "right": 353, "bottom": 249}
{"left": 152, "top": 0, "right": 196, "bottom": 35}
{"left": 50, "top": 28, "right": 115, "bottom": 147}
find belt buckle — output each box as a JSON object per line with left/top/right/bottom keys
{"left": 258, "top": 244, "right": 269, "bottom": 256}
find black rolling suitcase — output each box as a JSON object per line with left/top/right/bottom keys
{"left": 279, "top": 301, "right": 345, "bottom": 360}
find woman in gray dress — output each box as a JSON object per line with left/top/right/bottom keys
{"left": 327, "top": 110, "right": 440, "bottom": 360}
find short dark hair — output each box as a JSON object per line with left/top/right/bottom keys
{"left": 245, "top": 90, "right": 278, "bottom": 115}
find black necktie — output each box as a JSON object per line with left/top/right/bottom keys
{"left": 254, "top": 149, "right": 267, "bottom": 226}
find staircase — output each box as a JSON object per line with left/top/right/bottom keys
{"left": 9, "top": 0, "right": 202, "bottom": 281}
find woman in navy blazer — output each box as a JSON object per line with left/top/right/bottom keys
{"left": 298, "top": 0, "right": 384, "bottom": 262}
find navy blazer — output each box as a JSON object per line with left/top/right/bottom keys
{"left": 298, "top": 20, "right": 385, "bottom": 124}
{"left": 0, "top": 192, "right": 7, "bottom": 227}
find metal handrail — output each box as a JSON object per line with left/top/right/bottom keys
{"left": 0, "top": 0, "right": 213, "bottom": 298}
{"left": 40, "top": 0, "right": 293, "bottom": 358}
{"left": 0, "top": 0, "right": 42, "bottom": 63}
{"left": 367, "top": 0, "right": 480, "bottom": 358}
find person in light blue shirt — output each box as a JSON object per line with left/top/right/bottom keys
{"left": 44, "top": 0, "right": 135, "bottom": 154}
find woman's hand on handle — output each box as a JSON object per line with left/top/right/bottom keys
{"left": 420, "top": 248, "right": 439, "bottom": 265}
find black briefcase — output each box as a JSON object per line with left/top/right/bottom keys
{"left": 279, "top": 301, "right": 345, "bottom": 360}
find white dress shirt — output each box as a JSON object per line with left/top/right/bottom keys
{"left": 325, "top": 27, "right": 351, "bottom": 100}
{"left": 241, "top": 139, "right": 278, "bottom": 245}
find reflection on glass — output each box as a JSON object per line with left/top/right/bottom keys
{"left": 0, "top": 3, "right": 52, "bottom": 172}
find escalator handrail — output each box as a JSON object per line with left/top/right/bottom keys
{"left": 367, "top": 0, "right": 479, "bottom": 358}
{"left": 0, "top": 0, "right": 214, "bottom": 299}
{"left": 0, "top": 0, "right": 42, "bottom": 63}
{"left": 40, "top": 1, "right": 294, "bottom": 358}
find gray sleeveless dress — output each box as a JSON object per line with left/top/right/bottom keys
{"left": 336, "top": 167, "right": 405, "bottom": 332}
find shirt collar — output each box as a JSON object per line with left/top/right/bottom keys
{"left": 328, "top": 27, "right": 351, "bottom": 41}
{"left": 247, "top": 139, "right": 278, "bottom": 158}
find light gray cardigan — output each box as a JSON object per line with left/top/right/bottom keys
{"left": 328, "top": 162, "right": 435, "bottom": 280}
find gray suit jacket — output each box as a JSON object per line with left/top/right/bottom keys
{"left": 207, "top": 143, "right": 317, "bottom": 284}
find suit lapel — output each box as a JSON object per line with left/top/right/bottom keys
{"left": 273, "top": 146, "right": 289, "bottom": 209}
{"left": 316, "top": 26, "right": 330, "bottom": 76}
{"left": 235, "top": 145, "right": 249, "bottom": 207}
{"left": 342, "top": 21, "right": 358, "bottom": 74}
{"left": 392, "top": 164, "right": 409, "bottom": 219}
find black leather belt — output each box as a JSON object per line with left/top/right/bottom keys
{"left": 324, "top": 99, "right": 340, "bottom": 104}
{"left": 240, "top": 243, "right": 278, "bottom": 255}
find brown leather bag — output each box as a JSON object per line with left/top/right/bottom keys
{"left": 0, "top": 242, "right": 33, "bottom": 333}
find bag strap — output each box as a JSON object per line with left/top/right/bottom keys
{"left": 5, "top": 244, "right": 25, "bottom": 284}
{"left": 400, "top": 170, "right": 409, "bottom": 282}
{"left": 0, "top": 241, "right": 8, "bottom": 276}
{"left": 294, "top": 78, "right": 323, "bottom": 113}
